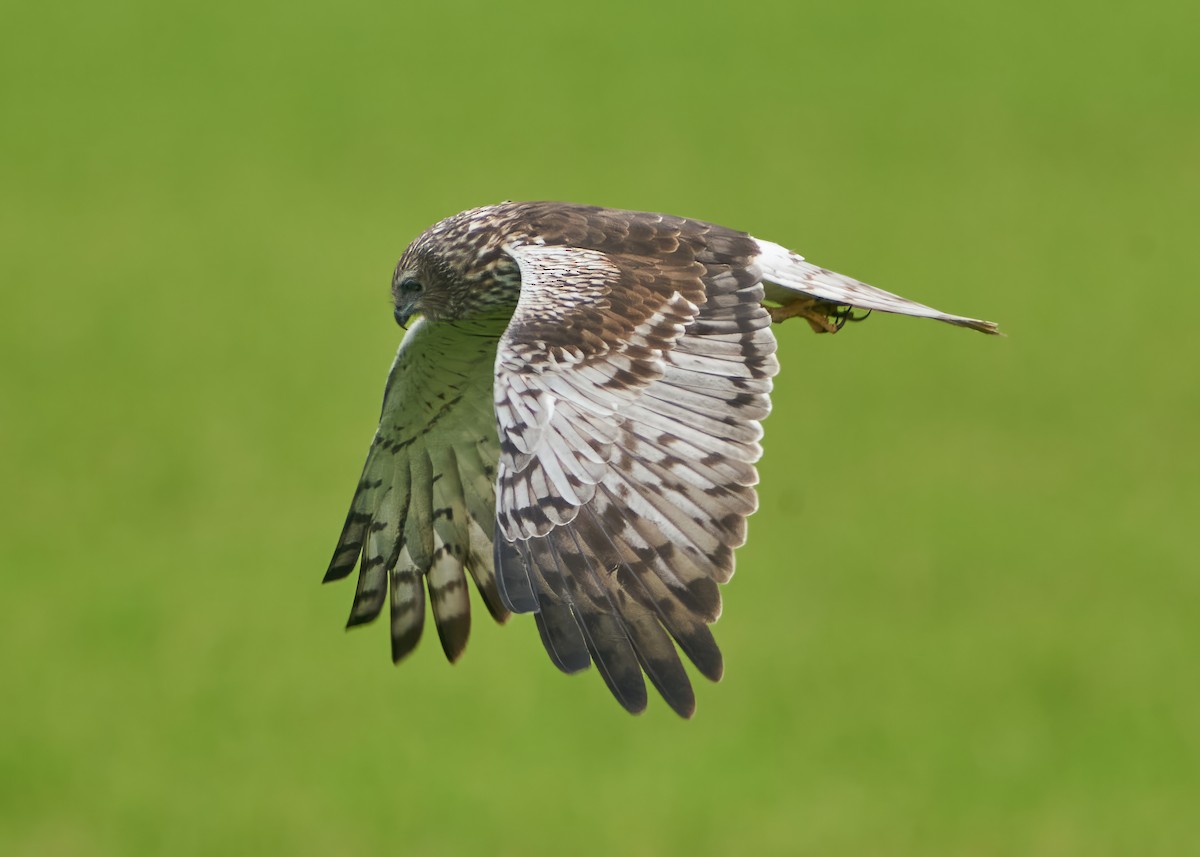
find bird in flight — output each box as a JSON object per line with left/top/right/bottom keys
{"left": 325, "top": 201, "right": 998, "bottom": 717}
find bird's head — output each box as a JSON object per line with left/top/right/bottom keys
{"left": 390, "top": 208, "right": 524, "bottom": 328}
{"left": 390, "top": 258, "right": 431, "bottom": 329}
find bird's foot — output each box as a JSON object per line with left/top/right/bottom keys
{"left": 767, "top": 298, "right": 841, "bottom": 333}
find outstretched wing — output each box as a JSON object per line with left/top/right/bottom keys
{"left": 325, "top": 315, "right": 511, "bottom": 663}
{"left": 492, "top": 208, "right": 777, "bottom": 717}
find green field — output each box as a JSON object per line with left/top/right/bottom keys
{"left": 3, "top": 1, "right": 1197, "bottom": 854}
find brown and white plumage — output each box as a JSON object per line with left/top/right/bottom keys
{"left": 325, "top": 201, "right": 998, "bottom": 717}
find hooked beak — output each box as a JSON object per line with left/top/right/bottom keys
{"left": 394, "top": 306, "right": 415, "bottom": 329}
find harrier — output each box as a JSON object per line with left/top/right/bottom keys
{"left": 325, "top": 201, "right": 998, "bottom": 717}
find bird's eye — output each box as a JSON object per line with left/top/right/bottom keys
{"left": 399, "top": 278, "right": 423, "bottom": 294}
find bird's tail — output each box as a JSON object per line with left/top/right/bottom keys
{"left": 752, "top": 239, "right": 1000, "bottom": 335}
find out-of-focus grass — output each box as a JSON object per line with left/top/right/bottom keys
{"left": 2, "top": 1, "right": 1197, "bottom": 854}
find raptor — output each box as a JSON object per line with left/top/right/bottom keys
{"left": 325, "top": 201, "right": 998, "bottom": 717}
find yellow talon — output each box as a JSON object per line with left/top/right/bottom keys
{"left": 766, "top": 297, "right": 842, "bottom": 334}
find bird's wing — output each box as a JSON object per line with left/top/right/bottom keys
{"left": 325, "top": 315, "right": 512, "bottom": 663}
{"left": 493, "top": 210, "right": 778, "bottom": 717}
{"left": 753, "top": 238, "right": 1000, "bottom": 334}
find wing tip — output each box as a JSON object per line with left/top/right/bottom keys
{"left": 324, "top": 559, "right": 356, "bottom": 583}
{"left": 344, "top": 611, "right": 377, "bottom": 630}
{"left": 390, "top": 625, "right": 424, "bottom": 664}
{"left": 434, "top": 612, "right": 471, "bottom": 663}
{"left": 649, "top": 675, "right": 697, "bottom": 719}
{"left": 947, "top": 316, "right": 1002, "bottom": 335}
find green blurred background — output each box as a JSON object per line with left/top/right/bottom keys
{"left": 3, "top": 0, "right": 1197, "bottom": 854}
